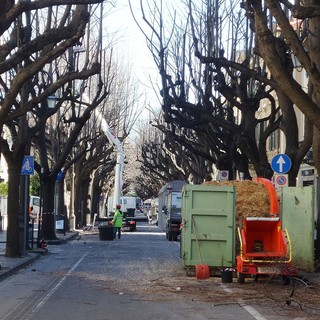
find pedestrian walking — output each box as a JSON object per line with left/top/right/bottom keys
{"left": 27, "top": 206, "right": 35, "bottom": 249}
{"left": 112, "top": 204, "right": 123, "bottom": 239}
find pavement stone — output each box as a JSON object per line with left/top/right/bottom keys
{"left": 0, "top": 230, "right": 79, "bottom": 282}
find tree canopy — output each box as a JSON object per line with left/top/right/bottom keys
{"left": 130, "top": 0, "right": 316, "bottom": 190}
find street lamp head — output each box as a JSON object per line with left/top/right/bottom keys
{"left": 47, "top": 94, "right": 57, "bottom": 109}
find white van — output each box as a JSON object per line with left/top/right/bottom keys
{"left": 30, "top": 195, "right": 40, "bottom": 221}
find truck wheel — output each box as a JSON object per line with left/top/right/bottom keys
{"left": 167, "top": 232, "right": 173, "bottom": 241}
{"left": 237, "top": 272, "right": 245, "bottom": 284}
{"left": 172, "top": 234, "right": 178, "bottom": 241}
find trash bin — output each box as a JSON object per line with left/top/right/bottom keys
{"left": 221, "top": 270, "right": 233, "bottom": 283}
{"left": 98, "top": 224, "right": 114, "bottom": 241}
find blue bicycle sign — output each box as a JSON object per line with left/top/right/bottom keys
{"left": 21, "top": 156, "right": 34, "bottom": 175}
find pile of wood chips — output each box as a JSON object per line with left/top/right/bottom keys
{"left": 202, "top": 180, "right": 271, "bottom": 227}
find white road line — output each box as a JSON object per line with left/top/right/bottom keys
{"left": 172, "top": 240, "right": 267, "bottom": 320}
{"left": 221, "top": 286, "right": 267, "bottom": 320}
{"left": 24, "top": 254, "right": 86, "bottom": 320}
{"left": 242, "top": 304, "right": 268, "bottom": 320}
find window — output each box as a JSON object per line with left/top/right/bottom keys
{"left": 268, "top": 130, "right": 279, "bottom": 150}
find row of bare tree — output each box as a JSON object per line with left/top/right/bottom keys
{"left": 2, "top": 0, "right": 320, "bottom": 260}
{"left": 131, "top": 0, "right": 320, "bottom": 260}
{"left": 133, "top": 1, "right": 319, "bottom": 190}
{"left": 0, "top": 2, "right": 141, "bottom": 257}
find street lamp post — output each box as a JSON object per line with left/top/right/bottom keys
{"left": 36, "top": 95, "right": 57, "bottom": 246}
{"left": 70, "top": 164, "right": 76, "bottom": 230}
{"left": 37, "top": 167, "right": 44, "bottom": 248}
{"left": 46, "top": 93, "right": 77, "bottom": 231}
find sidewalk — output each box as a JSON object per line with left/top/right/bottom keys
{"left": 0, "top": 230, "right": 79, "bottom": 282}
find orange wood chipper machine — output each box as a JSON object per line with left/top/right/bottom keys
{"left": 236, "top": 178, "right": 298, "bottom": 283}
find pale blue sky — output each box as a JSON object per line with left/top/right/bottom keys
{"left": 106, "top": 0, "right": 159, "bottom": 104}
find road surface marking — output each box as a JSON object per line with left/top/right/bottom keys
{"left": 242, "top": 304, "right": 267, "bottom": 320}
{"left": 221, "top": 285, "right": 267, "bottom": 320}
{"left": 171, "top": 241, "right": 267, "bottom": 320}
{"left": 24, "top": 254, "right": 86, "bottom": 319}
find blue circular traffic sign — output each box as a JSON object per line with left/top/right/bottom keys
{"left": 56, "top": 170, "right": 64, "bottom": 182}
{"left": 271, "top": 154, "right": 291, "bottom": 174}
{"left": 221, "top": 171, "right": 228, "bottom": 178}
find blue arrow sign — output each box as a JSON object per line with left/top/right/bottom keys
{"left": 271, "top": 154, "right": 291, "bottom": 174}
{"left": 21, "top": 155, "right": 34, "bottom": 175}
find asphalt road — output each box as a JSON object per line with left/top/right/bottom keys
{"left": 0, "top": 222, "right": 319, "bottom": 320}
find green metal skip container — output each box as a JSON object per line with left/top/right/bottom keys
{"left": 180, "top": 184, "right": 236, "bottom": 272}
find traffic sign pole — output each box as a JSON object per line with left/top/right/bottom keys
{"left": 20, "top": 155, "right": 35, "bottom": 252}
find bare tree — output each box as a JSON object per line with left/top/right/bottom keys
{"left": 70, "top": 49, "right": 143, "bottom": 226}
{"left": 134, "top": 0, "right": 320, "bottom": 260}
{"left": 131, "top": 0, "right": 311, "bottom": 189}
{"left": 240, "top": 0, "right": 320, "bottom": 261}
{"left": 188, "top": 0, "right": 311, "bottom": 185}
{"left": 0, "top": 2, "right": 103, "bottom": 257}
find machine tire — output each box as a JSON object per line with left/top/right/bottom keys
{"left": 237, "top": 272, "right": 245, "bottom": 284}
{"left": 282, "top": 275, "right": 291, "bottom": 285}
{"left": 167, "top": 231, "right": 173, "bottom": 241}
{"left": 172, "top": 233, "right": 178, "bottom": 241}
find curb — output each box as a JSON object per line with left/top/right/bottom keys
{"left": 46, "top": 232, "right": 79, "bottom": 245}
{"left": 0, "top": 232, "right": 78, "bottom": 282}
{"left": 0, "top": 253, "right": 41, "bottom": 282}
{"left": 27, "top": 248, "right": 48, "bottom": 255}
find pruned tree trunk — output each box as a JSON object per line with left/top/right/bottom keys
{"left": 5, "top": 159, "right": 24, "bottom": 257}
{"left": 41, "top": 176, "right": 58, "bottom": 240}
